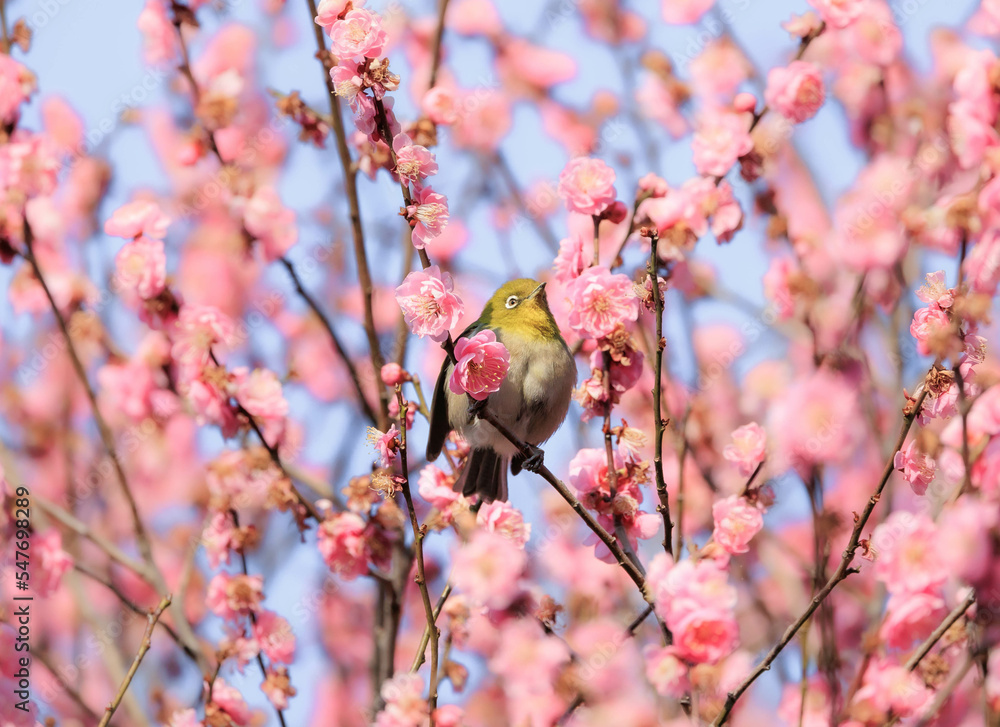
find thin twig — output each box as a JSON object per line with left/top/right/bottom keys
{"left": 280, "top": 257, "right": 377, "bottom": 424}
{"left": 97, "top": 596, "right": 171, "bottom": 727}
{"left": 232, "top": 511, "right": 290, "bottom": 727}
{"left": 410, "top": 584, "right": 453, "bottom": 672}
{"left": 647, "top": 230, "right": 673, "bottom": 557}
{"left": 303, "top": 0, "right": 391, "bottom": 429}
{"left": 712, "top": 381, "right": 931, "bottom": 725}
{"left": 395, "top": 388, "right": 441, "bottom": 718}
{"left": 19, "top": 228, "right": 208, "bottom": 675}
{"left": 904, "top": 589, "right": 976, "bottom": 672}
{"left": 73, "top": 562, "right": 201, "bottom": 666}
{"left": 35, "top": 497, "right": 150, "bottom": 579}
{"left": 426, "top": 0, "right": 451, "bottom": 91}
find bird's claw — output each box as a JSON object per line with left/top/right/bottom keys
{"left": 466, "top": 397, "right": 488, "bottom": 420}
{"left": 521, "top": 445, "right": 545, "bottom": 473}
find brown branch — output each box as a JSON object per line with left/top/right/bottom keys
{"left": 35, "top": 496, "right": 149, "bottom": 578}
{"left": 410, "top": 583, "right": 453, "bottom": 672}
{"left": 395, "top": 388, "right": 441, "bottom": 717}
{"left": 905, "top": 589, "right": 975, "bottom": 672}
{"left": 711, "top": 381, "right": 931, "bottom": 725}
{"left": 19, "top": 227, "right": 209, "bottom": 676}
{"left": 97, "top": 596, "right": 171, "bottom": 727}
{"left": 279, "top": 256, "right": 377, "bottom": 424}
{"left": 73, "top": 562, "right": 204, "bottom": 667}
{"left": 647, "top": 230, "right": 673, "bottom": 556}
{"left": 427, "top": 0, "right": 451, "bottom": 91}
{"left": 231, "top": 511, "right": 290, "bottom": 727}
{"left": 303, "top": 0, "right": 391, "bottom": 429}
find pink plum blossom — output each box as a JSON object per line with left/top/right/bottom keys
{"left": 565, "top": 266, "right": 639, "bottom": 339}
{"left": 392, "top": 134, "right": 438, "bottom": 184}
{"left": 407, "top": 186, "right": 450, "bottom": 248}
{"left": 808, "top": 0, "right": 866, "bottom": 27}
{"left": 369, "top": 424, "right": 400, "bottom": 467}
{"left": 234, "top": 367, "right": 288, "bottom": 420}
{"left": 421, "top": 85, "right": 460, "bottom": 124}
{"left": 893, "top": 439, "right": 936, "bottom": 495}
{"left": 691, "top": 112, "right": 754, "bottom": 177}
{"left": 765, "top": 61, "right": 825, "bottom": 123}
{"left": 909, "top": 305, "right": 951, "bottom": 356}
{"left": 34, "top": 529, "right": 72, "bottom": 596}
{"left": 722, "top": 422, "right": 767, "bottom": 476}
{"left": 557, "top": 156, "right": 617, "bottom": 216}
{"left": 104, "top": 200, "right": 171, "bottom": 239}
{"left": 374, "top": 673, "right": 428, "bottom": 727}
{"left": 916, "top": 270, "right": 954, "bottom": 309}
{"left": 243, "top": 186, "right": 298, "bottom": 261}
{"left": 661, "top": 0, "right": 715, "bottom": 24}
{"left": 317, "top": 512, "right": 371, "bottom": 579}
{"left": 872, "top": 512, "right": 949, "bottom": 595}
{"left": 476, "top": 500, "right": 531, "bottom": 548}
{"left": 329, "top": 8, "right": 387, "bottom": 60}
{"left": 115, "top": 236, "right": 167, "bottom": 300}
{"left": 206, "top": 572, "right": 265, "bottom": 620}
{"left": 852, "top": 658, "right": 932, "bottom": 719}
{"left": 643, "top": 645, "right": 690, "bottom": 697}
{"left": 315, "top": 0, "right": 354, "bottom": 30}
{"left": 712, "top": 496, "right": 764, "bottom": 555}
{"left": 451, "top": 529, "right": 526, "bottom": 609}
{"left": 449, "top": 330, "right": 510, "bottom": 401}
{"left": 880, "top": 591, "right": 947, "bottom": 649}
{"left": 394, "top": 266, "right": 463, "bottom": 342}
{"left": 0, "top": 54, "right": 35, "bottom": 125}
{"left": 253, "top": 610, "right": 296, "bottom": 664}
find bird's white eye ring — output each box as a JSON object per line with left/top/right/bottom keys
{"left": 505, "top": 295, "right": 519, "bottom": 309}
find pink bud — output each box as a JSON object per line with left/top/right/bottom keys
{"left": 380, "top": 362, "right": 410, "bottom": 386}
{"left": 603, "top": 200, "right": 628, "bottom": 224}
{"left": 733, "top": 92, "right": 757, "bottom": 114}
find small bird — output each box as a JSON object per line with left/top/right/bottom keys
{"left": 426, "top": 279, "right": 576, "bottom": 502}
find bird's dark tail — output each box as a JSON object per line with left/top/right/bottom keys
{"left": 455, "top": 448, "right": 509, "bottom": 503}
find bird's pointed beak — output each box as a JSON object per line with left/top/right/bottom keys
{"left": 528, "top": 282, "right": 546, "bottom": 300}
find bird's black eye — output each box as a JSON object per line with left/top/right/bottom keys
{"left": 505, "top": 295, "right": 519, "bottom": 309}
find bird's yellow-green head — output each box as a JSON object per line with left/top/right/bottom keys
{"left": 478, "top": 278, "right": 561, "bottom": 339}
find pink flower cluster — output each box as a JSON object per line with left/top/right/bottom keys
{"left": 722, "top": 422, "right": 766, "bottom": 476}
{"left": 637, "top": 175, "right": 743, "bottom": 247}
{"left": 449, "top": 329, "right": 510, "bottom": 401}
{"left": 647, "top": 554, "right": 740, "bottom": 664}
{"left": 691, "top": 111, "right": 753, "bottom": 177}
{"left": 557, "top": 156, "right": 618, "bottom": 216}
{"left": 451, "top": 529, "right": 526, "bottom": 609}
{"left": 394, "top": 266, "right": 464, "bottom": 342}
{"left": 0, "top": 54, "right": 36, "bottom": 126}
{"left": 565, "top": 266, "right": 639, "bottom": 340}
{"left": 764, "top": 60, "right": 825, "bottom": 123}
{"left": 711, "top": 495, "right": 764, "bottom": 555}
{"left": 317, "top": 511, "right": 376, "bottom": 580}
{"left": 568, "top": 449, "right": 660, "bottom": 560}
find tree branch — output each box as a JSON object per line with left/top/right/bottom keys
{"left": 97, "top": 596, "right": 171, "bottom": 727}
{"left": 712, "top": 380, "right": 931, "bottom": 725}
